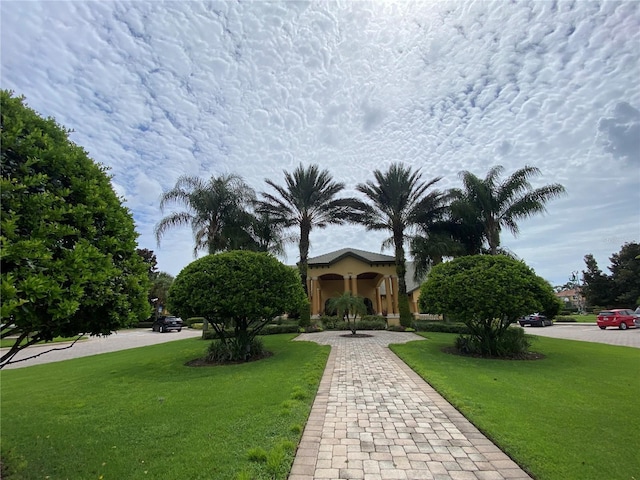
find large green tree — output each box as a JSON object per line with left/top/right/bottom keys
{"left": 581, "top": 254, "right": 615, "bottom": 307}
{"left": 167, "top": 251, "right": 305, "bottom": 362}
{"left": 419, "top": 255, "right": 559, "bottom": 357}
{"left": 609, "top": 242, "right": 640, "bottom": 306}
{"left": 451, "top": 165, "right": 566, "bottom": 255}
{"left": 0, "top": 91, "right": 149, "bottom": 368}
{"left": 155, "top": 174, "right": 257, "bottom": 256}
{"left": 258, "top": 163, "right": 357, "bottom": 294}
{"left": 582, "top": 242, "right": 640, "bottom": 308}
{"left": 354, "top": 163, "right": 443, "bottom": 327}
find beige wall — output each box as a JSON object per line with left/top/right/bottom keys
{"left": 307, "top": 256, "right": 401, "bottom": 317}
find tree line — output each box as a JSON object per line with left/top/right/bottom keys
{"left": 581, "top": 242, "right": 640, "bottom": 308}
{"left": 155, "top": 163, "right": 566, "bottom": 326}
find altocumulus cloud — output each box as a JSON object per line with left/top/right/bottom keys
{"left": 1, "top": 0, "right": 639, "bottom": 285}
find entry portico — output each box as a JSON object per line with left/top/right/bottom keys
{"left": 306, "top": 248, "right": 404, "bottom": 323}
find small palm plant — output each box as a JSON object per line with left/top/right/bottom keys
{"left": 328, "top": 292, "right": 367, "bottom": 335}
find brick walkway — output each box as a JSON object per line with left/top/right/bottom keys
{"left": 290, "top": 331, "right": 532, "bottom": 480}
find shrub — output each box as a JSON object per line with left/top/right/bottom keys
{"left": 259, "top": 324, "right": 300, "bottom": 335}
{"left": 320, "top": 315, "right": 340, "bottom": 329}
{"left": 298, "top": 301, "right": 311, "bottom": 328}
{"left": 455, "top": 328, "right": 531, "bottom": 358}
{"left": 555, "top": 316, "right": 577, "bottom": 323}
{"left": 185, "top": 317, "right": 205, "bottom": 327}
{"left": 413, "top": 320, "right": 470, "bottom": 334}
{"left": 354, "top": 318, "right": 387, "bottom": 330}
{"left": 387, "top": 325, "right": 406, "bottom": 332}
{"left": 419, "top": 255, "right": 557, "bottom": 357}
{"left": 320, "top": 315, "right": 387, "bottom": 331}
{"left": 168, "top": 251, "right": 306, "bottom": 362}
{"left": 362, "top": 314, "right": 387, "bottom": 323}
{"left": 202, "top": 323, "right": 300, "bottom": 339}
{"left": 206, "top": 337, "right": 265, "bottom": 363}
{"left": 136, "top": 321, "right": 154, "bottom": 329}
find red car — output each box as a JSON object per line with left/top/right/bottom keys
{"left": 597, "top": 309, "right": 636, "bottom": 330}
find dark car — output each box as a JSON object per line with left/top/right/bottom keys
{"left": 597, "top": 309, "right": 636, "bottom": 330}
{"left": 152, "top": 316, "right": 183, "bottom": 333}
{"left": 519, "top": 313, "right": 552, "bottom": 327}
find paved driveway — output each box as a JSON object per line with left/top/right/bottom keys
{"left": 521, "top": 323, "right": 640, "bottom": 348}
{"left": 1, "top": 328, "right": 202, "bottom": 369}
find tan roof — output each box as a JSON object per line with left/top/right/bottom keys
{"left": 307, "top": 248, "right": 396, "bottom": 266}
{"left": 308, "top": 248, "right": 424, "bottom": 293}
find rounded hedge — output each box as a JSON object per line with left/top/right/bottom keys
{"left": 167, "top": 251, "right": 306, "bottom": 323}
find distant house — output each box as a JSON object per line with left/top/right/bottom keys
{"left": 306, "top": 248, "right": 425, "bottom": 325}
{"left": 555, "top": 288, "right": 585, "bottom": 312}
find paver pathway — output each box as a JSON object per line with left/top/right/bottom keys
{"left": 291, "top": 331, "right": 531, "bottom": 480}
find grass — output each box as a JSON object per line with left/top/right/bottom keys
{"left": 390, "top": 332, "right": 640, "bottom": 480}
{"left": 556, "top": 314, "right": 597, "bottom": 323}
{"left": 0, "top": 334, "right": 329, "bottom": 480}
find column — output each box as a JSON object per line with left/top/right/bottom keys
{"left": 352, "top": 275, "right": 358, "bottom": 296}
{"left": 310, "top": 277, "right": 319, "bottom": 316}
{"left": 343, "top": 275, "right": 350, "bottom": 293}
{"left": 391, "top": 276, "right": 399, "bottom": 314}
{"left": 385, "top": 275, "right": 393, "bottom": 315}
{"left": 316, "top": 285, "right": 322, "bottom": 315}
{"left": 376, "top": 285, "right": 383, "bottom": 315}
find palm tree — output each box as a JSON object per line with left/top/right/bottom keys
{"left": 354, "top": 163, "right": 443, "bottom": 326}
{"left": 247, "top": 210, "right": 292, "bottom": 258}
{"left": 155, "top": 174, "right": 256, "bottom": 256}
{"left": 451, "top": 165, "right": 566, "bottom": 255}
{"left": 258, "top": 164, "right": 356, "bottom": 294}
{"left": 327, "top": 292, "right": 367, "bottom": 335}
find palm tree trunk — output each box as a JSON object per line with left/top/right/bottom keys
{"left": 486, "top": 216, "right": 500, "bottom": 255}
{"left": 299, "top": 220, "right": 311, "bottom": 295}
{"left": 394, "top": 229, "right": 413, "bottom": 327}
{"left": 393, "top": 229, "right": 407, "bottom": 296}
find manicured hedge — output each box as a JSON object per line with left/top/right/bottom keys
{"left": 320, "top": 315, "right": 387, "bottom": 330}
{"left": 201, "top": 323, "right": 300, "bottom": 340}
{"left": 412, "top": 320, "right": 470, "bottom": 334}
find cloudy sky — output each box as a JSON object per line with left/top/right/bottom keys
{"left": 2, "top": 1, "right": 639, "bottom": 287}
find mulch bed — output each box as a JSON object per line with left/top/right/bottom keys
{"left": 185, "top": 350, "right": 273, "bottom": 367}
{"left": 339, "top": 333, "right": 373, "bottom": 338}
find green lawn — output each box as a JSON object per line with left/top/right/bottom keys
{"left": 4, "top": 332, "right": 639, "bottom": 480}
{"left": 390, "top": 332, "right": 640, "bottom": 480}
{"left": 556, "top": 314, "right": 597, "bottom": 323}
{"left": 0, "top": 335, "right": 329, "bottom": 480}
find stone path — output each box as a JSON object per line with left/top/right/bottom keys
{"left": 290, "top": 331, "right": 531, "bottom": 480}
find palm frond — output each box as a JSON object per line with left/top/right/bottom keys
{"left": 154, "top": 211, "right": 194, "bottom": 245}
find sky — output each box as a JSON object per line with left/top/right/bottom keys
{"left": 2, "top": 1, "right": 639, "bottom": 287}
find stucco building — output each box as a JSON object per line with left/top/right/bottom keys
{"left": 306, "top": 248, "right": 423, "bottom": 325}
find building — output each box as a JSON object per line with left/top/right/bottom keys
{"left": 555, "top": 288, "right": 585, "bottom": 312}
{"left": 306, "top": 248, "right": 424, "bottom": 325}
